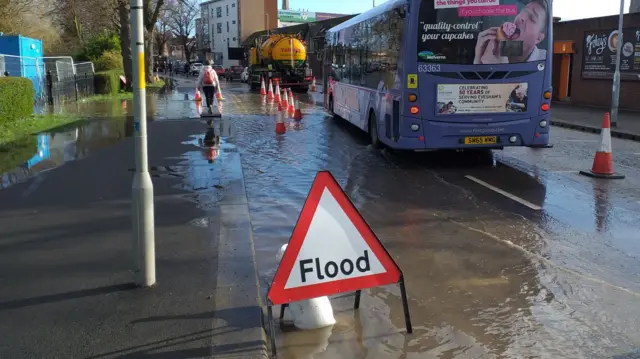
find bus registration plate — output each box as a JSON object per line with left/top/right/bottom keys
{"left": 464, "top": 136, "right": 497, "bottom": 145}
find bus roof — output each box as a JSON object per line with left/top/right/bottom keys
{"left": 327, "top": 0, "right": 407, "bottom": 34}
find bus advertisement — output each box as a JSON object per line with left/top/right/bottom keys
{"left": 322, "top": 0, "right": 552, "bottom": 150}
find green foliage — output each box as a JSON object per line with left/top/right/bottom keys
{"left": 94, "top": 70, "right": 124, "bottom": 95}
{"left": 95, "top": 50, "right": 124, "bottom": 71}
{"left": 0, "top": 77, "right": 34, "bottom": 124}
{"left": 77, "top": 32, "right": 121, "bottom": 62}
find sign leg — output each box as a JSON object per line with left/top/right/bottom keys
{"left": 279, "top": 303, "right": 288, "bottom": 319}
{"left": 267, "top": 303, "right": 277, "bottom": 358}
{"left": 354, "top": 290, "right": 361, "bottom": 309}
{"left": 398, "top": 278, "right": 413, "bottom": 334}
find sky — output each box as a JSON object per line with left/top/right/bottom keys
{"left": 281, "top": 0, "right": 633, "bottom": 21}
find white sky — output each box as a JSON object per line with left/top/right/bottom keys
{"left": 553, "top": 0, "right": 630, "bottom": 21}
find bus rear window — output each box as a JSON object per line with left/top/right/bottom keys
{"left": 417, "top": 0, "right": 550, "bottom": 65}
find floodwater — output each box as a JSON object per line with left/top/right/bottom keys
{"left": 5, "top": 78, "right": 640, "bottom": 357}
{"left": 209, "top": 82, "right": 640, "bottom": 358}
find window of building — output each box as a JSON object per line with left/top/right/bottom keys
{"left": 231, "top": 3, "right": 235, "bottom": 7}
{"left": 226, "top": 4, "right": 229, "bottom": 16}
{"left": 233, "top": 37, "right": 237, "bottom": 41}
{"left": 226, "top": 21, "right": 229, "bottom": 32}
{"left": 216, "top": 6, "right": 222, "bottom": 18}
{"left": 217, "top": 23, "right": 222, "bottom": 34}
{"left": 232, "top": 20, "right": 236, "bottom": 24}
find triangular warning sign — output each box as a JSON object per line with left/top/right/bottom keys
{"left": 268, "top": 171, "right": 402, "bottom": 305}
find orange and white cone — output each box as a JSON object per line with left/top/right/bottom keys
{"left": 288, "top": 89, "right": 295, "bottom": 116}
{"left": 311, "top": 77, "right": 317, "bottom": 92}
{"left": 275, "top": 102, "right": 286, "bottom": 134}
{"left": 294, "top": 96, "right": 302, "bottom": 121}
{"left": 267, "top": 80, "right": 274, "bottom": 100}
{"left": 260, "top": 76, "right": 267, "bottom": 96}
{"left": 195, "top": 88, "right": 202, "bottom": 102}
{"left": 281, "top": 89, "right": 288, "bottom": 109}
{"left": 580, "top": 112, "right": 625, "bottom": 179}
{"left": 216, "top": 87, "right": 225, "bottom": 101}
{"left": 195, "top": 100, "right": 202, "bottom": 115}
{"left": 275, "top": 82, "right": 281, "bottom": 104}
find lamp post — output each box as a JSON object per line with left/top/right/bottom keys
{"left": 610, "top": 0, "right": 625, "bottom": 128}
{"left": 130, "top": 0, "right": 156, "bottom": 287}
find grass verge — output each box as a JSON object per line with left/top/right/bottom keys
{"left": 0, "top": 114, "right": 82, "bottom": 148}
{"left": 82, "top": 92, "right": 133, "bottom": 102}
{"left": 0, "top": 114, "right": 83, "bottom": 174}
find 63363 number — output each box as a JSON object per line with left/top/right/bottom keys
{"left": 418, "top": 64, "right": 441, "bottom": 73}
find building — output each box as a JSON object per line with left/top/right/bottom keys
{"left": 199, "top": 0, "right": 277, "bottom": 67}
{"left": 195, "top": 18, "right": 203, "bottom": 60}
{"left": 277, "top": 9, "right": 348, "bottom": 27}
{"left": 632, "top": 0, "right": 640, "bottom": 13}
{"left": 552, "top": 12, "right": 640, "bottom": 110}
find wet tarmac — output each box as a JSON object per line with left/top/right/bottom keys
{"left": 4, "top": 77, "right": 640, "bottom": 358}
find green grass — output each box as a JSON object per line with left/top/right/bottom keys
{"left": 147, "top": 79, "right": 166, "bottom": 89}
{"left": 82, "top": 92, "right": 133, "bottom": 102}
{"left": 0, "top": 114, "right": 82, "bottom": 148}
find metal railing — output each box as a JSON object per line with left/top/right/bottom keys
{"left": 45, "top": 71, "right": 95, "bottom": 106}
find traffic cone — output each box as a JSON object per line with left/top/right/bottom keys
{"left": 267, "top": 80, "right": 274, "bottom": 100}
{"left": 311, "top": 77, "right": 317, "bottom": 92}
{"left": 293, "top": 96, "right": 303, "bottom": 121}
{"left": 194, "top": 88, "right": 202, "bottom": 102}
{"left": 275, "top": 82, "right": 281, "bottom": 104}
{"left": 195, "top": 100, "right": 202, "bottom": 115}
{"left": 580, "top": 112, "right": 625, "bottom": 179}
{"left": 260, "top": 76, "right": 267, "bottom": 96}
{"left": 216, "top": 87, "right": 225, "bottom": 101}
{"left": 288, "top": 89, "right": 295, "bottom": 116}
{"left": 275, "top": 102, "right": 286, "bottom": 134}
{"left": 281, "top": 89, "right": 288, "bottom": 109}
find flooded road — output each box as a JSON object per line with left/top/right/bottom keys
{"left": 4, "top": 77, "right": 640, "bottom": 358}
{"left": 186, "top": 81, "right": 640, "bottom": 358}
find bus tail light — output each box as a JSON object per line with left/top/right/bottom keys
{"left": 408, "top": 94, "right": 417, "bottom": 102}
{"left": 410, "top": 106, "right": 419, "bottom": 114}
{"left": 541, "top": 103, "right": 550, "bottom": 111}
{"left": 543, "top": 91, "right": 552, "bottom": 99}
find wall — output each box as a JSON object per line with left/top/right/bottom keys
{"left": 239, "top": 0, "right": 277, "bottom": 41}
{"left": 554, "top": 13, "right": 640, "bottom": 110}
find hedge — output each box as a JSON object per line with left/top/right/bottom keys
{"left": 94, "top": 70, "right": 124, "bottom": 95}
{"left": 0, "top": 77, "right": 34, "bottom": 124}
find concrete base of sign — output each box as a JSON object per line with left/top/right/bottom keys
{"left": 276, "top": 244, "right": 336, "bottom": 330}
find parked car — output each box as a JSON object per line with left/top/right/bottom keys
{"left": 241, "top": 67, "right": 250, "bottom": 83}
{"left": 212, "top": 65, "right": 226, "bottom": 79}
{"left": 223, "top": 66, "right": 244, "bottom": 81}
{"left": 190, "top": 62, "right": 203, "bottom": 76}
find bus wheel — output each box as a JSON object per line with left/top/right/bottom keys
{"left": 369, "top": 112, "right": 381, "bottom": 149}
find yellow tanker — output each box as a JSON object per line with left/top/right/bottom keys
{"left": 253, "top": 34, "right": 307, "bottom": 68}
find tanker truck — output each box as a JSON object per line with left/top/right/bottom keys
{"left": 248, "top": 34, "right": 313, "bottom": 93}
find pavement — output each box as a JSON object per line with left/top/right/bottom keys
{"left": 551, "top": 102, "right": 640, "bottom": 141}
{"left": 2, "top": 80, "right": 640, "bottom": 358}
{"left": 0, "top": 118, "right": 267, "bottom": 358}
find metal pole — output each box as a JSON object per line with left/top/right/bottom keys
{"left": 610, "top": 0, "right": 624, "bottom": 127}
{"left": 131, "top": 0, "right": 156, "bottom": 287}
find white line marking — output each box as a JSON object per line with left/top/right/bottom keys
{"left": 563, "top": 139, "right": 598, "bottom": 142}
{"left": 549, "top": 170, "right": 579, "bottom": 173}
{"left": 465, "top": 175, "right": 543, "bottom": 210}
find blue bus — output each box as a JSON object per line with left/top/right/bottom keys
{"left": 322, "top": 0, "right": 552, "bottom": 150}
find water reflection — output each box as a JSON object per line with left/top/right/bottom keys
{"left": 0, "top": 119, "right": 131, "bottom": 189}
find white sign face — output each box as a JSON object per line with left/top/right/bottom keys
{"left": 436, "top": 82, "right": 528, "bottom": 115}
{"left": 434, "top": 0, "right": 500, "bottom": 9}
{"left": 283, "top": 188, "right": 387, "bottom": 289}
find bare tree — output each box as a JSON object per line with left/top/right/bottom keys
{"left": 50, "top": 0, "right": 116, "bottom": 48}
{"left": 1, "top": 0, "right": 63, "bottom": 53}
{"left": 154, "top": 8, "right": 172, "bottom": 56}
{"left": 143, "top": 0, "right": 165, "bottom": 83}
{"left": 166, "top": 0, "right": 198, "bottom": 63}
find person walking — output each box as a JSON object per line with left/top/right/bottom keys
{"left": 196, "top": 59, "right": 221, "bottom": 114}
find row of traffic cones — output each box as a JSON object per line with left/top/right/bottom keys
{"left": 274, "top": 93, "right": 303, "bottom": 134}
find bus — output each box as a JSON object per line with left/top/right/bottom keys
{"left": 322, "top": 0, "right": 552, "bottom": 150}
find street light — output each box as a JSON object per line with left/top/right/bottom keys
{"left": 130, "top": 0, "right": 156, "bottom": 287}
{"left": 611, "top": 0, "right": 624, "bottom": 127}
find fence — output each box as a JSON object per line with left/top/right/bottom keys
{"left": 0, "top": 54, "right": 95, "bottom": 107}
